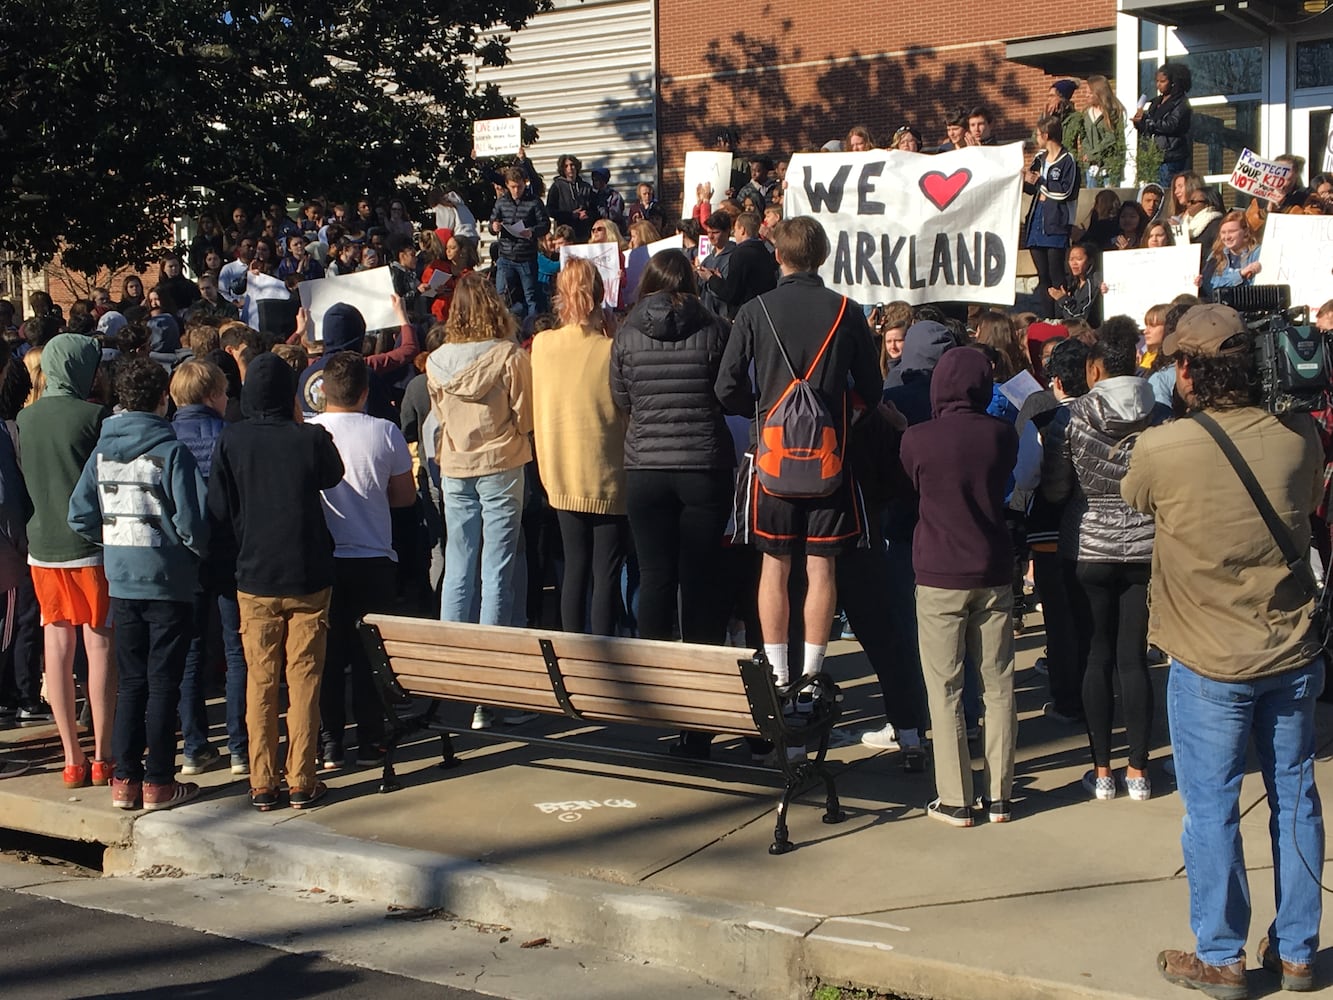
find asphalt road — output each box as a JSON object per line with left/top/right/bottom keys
{"left": 0, "top": 887, "right": 496, "bottom": 1000}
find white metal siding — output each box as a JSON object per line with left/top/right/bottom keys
{"left": 476, "top": 0, "right": 657, "bottom": 191}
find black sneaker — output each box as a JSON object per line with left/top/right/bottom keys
{"left": 988, "top": 799, "right": 1012, "bottom": 823}
{"left": 289, "top": 781, "right": 329, "bottom": 809}
{"left": 926, "top": 798, "right": 974, "bottom": 828}
{"left": 17, "top": 701, "right": 53, "bottom": 726}
{"left": 318, "top": 742, "right": 343, "bottom": 772}
{"left": 0, "top": 705, "right": 16, "bottom": 728}
{"left": 354, "top": 746, "right": 386, "bottom": 767}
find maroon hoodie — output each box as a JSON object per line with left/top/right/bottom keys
{"left": 899, "top": 349, "right": 1018, "bottom": 590}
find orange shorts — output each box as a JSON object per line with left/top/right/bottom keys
{"left": 31, "top": 565, "right": 111, "bottom": 628}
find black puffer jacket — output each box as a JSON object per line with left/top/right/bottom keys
{"left": 610, "top": 292, "right": 734, "bottom": 471}
{"left": 1041, "top": 375, "right": 1168, "bottom": 562}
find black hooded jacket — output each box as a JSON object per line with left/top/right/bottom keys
{"left": 611, "top": 292, "right": 733, "bottom": 471}
{"left": 207, "top": 353, "right": 345, "bottom": 596}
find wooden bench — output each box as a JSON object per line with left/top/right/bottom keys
{"left": 358, "top": 614, "right": 846, "bottom": 854}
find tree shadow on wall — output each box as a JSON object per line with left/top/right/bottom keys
{"left": 600, "top": 18, "right": 1037, "bottom": 197}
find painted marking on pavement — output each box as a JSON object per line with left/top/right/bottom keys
{"left": 747, "top": 921, "right": 807, "bottom": 937}
{"left": 825, "top": 916, "right": 911, "bottom": 933}
{"left": 808, "top": 933, "right": 895, "bottom": 952}
{"left": 533, "top": 799, "right": 638, "bottom": 822}
{"left": 776, "top": 906, "right": 826, "bottom": 918}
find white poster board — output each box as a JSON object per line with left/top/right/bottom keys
{"left": 1228, "top": 148, "right": 1294, "bottom": 203}
{"left": 241, "top": 270, "right": 292, "bottom": 330}
{"left": 298, "top": 266, "right": 398, "bottom": 338}
{"left": 1256, "top": 213, "right": 1333, "bottom": 313}
{"left": 783, "top": 144, "right": 1025, "bottom": 305}
{"left": 682, "top": 151, "right": 733, "bottom": 220}
{"left": 560, "top": 243, "right": 622, "bottom": 309}
{"left": 1102, "top": 244, "right": 1201, "bottom": 325}
{"left": 473, "top": 117, "right": 523, "bottom": 158}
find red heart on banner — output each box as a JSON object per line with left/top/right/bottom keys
{"left": 918, "top": 169, "right": 973, "bottom": 211}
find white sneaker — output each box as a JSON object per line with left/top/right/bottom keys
{"left": 860, "top": 723, "right": 900, "bottom": 750}
{"left": 471, "top": 706, "right": 495, "bottom": 730}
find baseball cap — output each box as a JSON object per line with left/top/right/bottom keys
{"left": 590, "top": 167, "right": 610, "bottom": 182}
{"left": 1162, "top": 304, "right": 1250, "bottom": 357}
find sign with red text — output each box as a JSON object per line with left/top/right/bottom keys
{"left": 783, "top": 144, "right": 1024, "bottom": 305}
{"left": 1227, "top": 148, "right": 1293, "bottom": 203}
{"left": 473, "top": 117, "right": 523, "bottom": 158}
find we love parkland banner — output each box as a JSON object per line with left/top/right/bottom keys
{"left": 784, "top": 144, "right": 1025, "bottom": 305}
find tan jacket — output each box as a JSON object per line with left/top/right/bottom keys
{"left": 426, "top": 338, "right": 532, "bottom": 479}
{"left": 531, "top": 324, "right": 627, "bottom": 515}
{"left": 1122, "top": 407, "right": 1323, "bottom": 682}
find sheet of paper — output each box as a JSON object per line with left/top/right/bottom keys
{"left": 427, "top": 269, "right": 451, "bottom": 290}
{"left": 473, "top": 117, "right": 523, "bottom": 158}
{"left": 298, "top": 266, "right": 398, "bottom": 338}
{"left": 999, "top": 369, "right": 1043, "bottom": 408}
{"left": 503, "top": 222, "right": 531, "bottom": 239}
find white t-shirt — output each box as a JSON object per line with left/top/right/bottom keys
{"left": 309, "top": 412, "right": 412, "bottom": 561}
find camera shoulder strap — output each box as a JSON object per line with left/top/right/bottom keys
{"left": 1191, "top": 411, "right": 1320, "bottom": 597}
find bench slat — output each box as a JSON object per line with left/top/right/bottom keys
{"left": 366, "top": 615, "right": 746, "bottom": 676}
{"left": 383, "top": 641, "right": 548, "bottom": 677}
{"left": 396, "top": 673, "right": 562, "bottom": 712}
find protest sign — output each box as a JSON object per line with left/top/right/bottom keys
{"left": 240, "top": 270, "right": 292, "bottom": 330}
{"left": 646, "top": 233, "right": 685, "bottom": 257}
{"left": 298, "top": 266, "right": 398, "bottom": 338}
{"left": 473, "top": 117, "right": 523, "bottom": 158}
{"left": 682, "top": 151, "right": 733, "bottom": 220}
{"left": 1228, "top": 148, "right": 1294, "bottom": 203}
{"left": 1256, "top": 212, "right": 1333, "bottom": 312}
{"left": 1102, "top": 244, "right": 1201, "bottom": 326}
{"left": 561, "top": 243, "right": 622, "bottom": 308}
{"left": 783, "top": 144, "right": 1024, "bottom": 305}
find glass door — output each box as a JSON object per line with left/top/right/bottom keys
{"left": 1291, "top": 102, "right": 1333, "bottom": 177}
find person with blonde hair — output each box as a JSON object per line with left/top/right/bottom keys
{"left": 1197, "top": 210, "right": 1262, "bottom": 297}
{"left": 426, "top": 274, "right": 532, "bottom": 684}
{"left": 846, "top": 125, "right": 873, "bottom": 152}
{"left": 627, "top": 220, "right": 661, "bottom": 250}
{"left": 590, "top": 218, "right": 628, "bottom": 251}
{"left": 532, "top": 258, "right": 629, "bottom": 636}
{"left": 1071, "top": 75, "right": 1126, "bottom": 186}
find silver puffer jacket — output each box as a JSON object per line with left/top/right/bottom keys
{"left": 1041, "top": 376, "right": 1165, "bottom": 562}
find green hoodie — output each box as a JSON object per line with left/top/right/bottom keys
{"left": 16, "top": 334, "right": 110, "bottom": 564}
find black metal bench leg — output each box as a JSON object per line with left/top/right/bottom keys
{"left": 379, "top": 740, "right": 401, "bottom": 794}
{"left": 439, "top": 732, "right": 458, "bottom": 769}
{"left": 820, "top": 765, "right": 845, "bottom": 824}
{"left": 770, "top": 779, "right": 798, "bottom": 855}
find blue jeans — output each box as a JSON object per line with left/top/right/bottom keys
{"left": 181, "top": 587, "right": 247, "bottom": 758}
{"left": 494, "top": 257, "right": 541, "bottom": 319}
{"left": 1159, "top": 160, "right": 1188, "bottom": 187}
{"left": 440, "top": 466, "right": 526, "bottom": 626}
{"left": 1168, "top": 658, "right": 1324, "bottom": 967}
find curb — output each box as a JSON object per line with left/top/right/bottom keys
{"left": 0, "top": 785, "right": 134, "bottom": 847}
{"left": 121, "top": 798, "right": 1158, "bottom": 1000}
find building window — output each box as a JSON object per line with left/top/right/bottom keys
{"left": 1191, "top": 100, "right": 1262, "bottom": 179}
{"left": 1139, "top": 20, "right": 1160, "bottom": 53}
{"left": 1296, "top": 40, "right": 1333, "bottom": 90}
{"left": 1179, "top": 47, "right": 1263, "bottom": 97}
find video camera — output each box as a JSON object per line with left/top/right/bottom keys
{"left": 1211, "top": 284, "right": 1331, "bottom": 414}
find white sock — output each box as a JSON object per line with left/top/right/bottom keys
{"left": 803, "top": 642, "right": 827, "bottom": 679}
{"left": 764, "top": 643, "right": 789, "bottom": 686}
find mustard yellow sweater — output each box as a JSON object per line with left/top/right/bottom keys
{"left": 531, "top": 324, "right": 627, "bottom": 515}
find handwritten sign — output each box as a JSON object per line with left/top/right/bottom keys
{"left": 1228, "top": 148, "right": 1294, "bottom": 203}
{"left": 682, "top": 151, "right": 733, "bottom": 220}
{"left": 783, "top": 144, "right": 1025, "bottom": 305}
{"left": 1256, "top": 213, "right": 1333, "bottom": 312}
{"left": 1102, "top": 244, "right": 1201, "bottom": 327}
{"left": 473, "top": 117, "right": 523, "bottom": 158}
{"left": 560, "top": 242, "right": 622, "bottom": 309}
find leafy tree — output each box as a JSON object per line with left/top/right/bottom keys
{"left": 0, "top": 0, "right": 547, "bottom": 273}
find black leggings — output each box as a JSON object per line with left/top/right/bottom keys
{"left": 556, "top": 511, "right": 629, "bottom": 636}
{"left": 1073, "top": 560, "right": 1153, "bottom": 770}
{"left": 1030, "top": 246, "right": 1067, "bottom": 318}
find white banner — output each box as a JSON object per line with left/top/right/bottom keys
{"left": 1228, "top": 148, "right": 1294, "bottom": 203}
{"left": 783, "top": 144, "right": 1025, "bottom": 305}
{"left": 560, "top": 243, "right": 622, "bottom": 309}
{"left": 1102, "top": 244, "right": 1201, "bottom": 325}
{"left": 1256, "top": 213, "right": 1333, "bottom": 313}
{"left": 473, "top": 117, "right": 523, "bottom": 158}
{"left": 681, "top": 151, "right": 733, "bottom": 220}
{"left": 298, "top": 266, "right": 398, "bottom": 338}
{"left": 241, "top": 270, "right": 293, "bottom": 329}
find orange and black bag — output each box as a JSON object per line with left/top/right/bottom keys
{"left": 753, "top": 296, "right": 847, "bottom": 499}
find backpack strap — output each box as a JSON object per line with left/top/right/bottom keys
{"left": 755, "top": 295, "right": 848, "bottom": 383}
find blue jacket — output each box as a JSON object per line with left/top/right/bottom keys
{"left": 1200, "top": 245, "right": 1261, "bottom": 295}
{"left": 172, "top": 404, "right": 226, "bottom": 480}
{"left": 68, "top": 411, "right": 209, "bottom": 603}
{"left": 1023, "top": 148, "right": 1080, "bottom": 239}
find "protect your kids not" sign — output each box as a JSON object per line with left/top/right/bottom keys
{"left": 1228, "top": 148, "right": 1293, "bottom": 203}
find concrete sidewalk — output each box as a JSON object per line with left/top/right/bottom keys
{"left": 3, "top": 631, "right": 1332, "bottom": 1000}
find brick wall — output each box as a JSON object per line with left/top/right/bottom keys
{"left": 657, "top": 0, "right": 1115, "bottom": 208}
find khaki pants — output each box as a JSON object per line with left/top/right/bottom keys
{"left": 916, "top": 584, "right": 1016, "bottom": 809}
{"left": 237, "top": 589, "right": 331, "bottom": 792}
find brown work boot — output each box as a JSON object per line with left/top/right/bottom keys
{"left": 1258, "top": 936, "right": 1315, "bottom": 992}
{"left": 1157, "top": 949, "right": 1248, "bottom": 1000}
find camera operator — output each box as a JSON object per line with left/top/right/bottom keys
{"left": 1123, "top": 303, "right": 1325, "bottom": 997}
